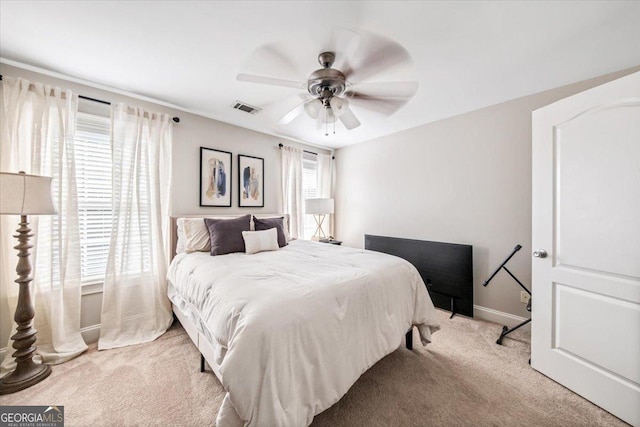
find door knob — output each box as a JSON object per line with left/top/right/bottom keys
{"left": 533, "top": 249, "right": 548, "bottom": 258}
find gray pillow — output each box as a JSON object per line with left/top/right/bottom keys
{"left": 204, "top": 215, "right": 251, "bottom": 255}
{"left": 253, "top": 216, "right": 287, "bottom": 248}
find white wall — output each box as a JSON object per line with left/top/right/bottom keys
{"left": 334, "top": 66, "right": 640, "bottom": 320}
{"left": 0, "top": 63, "right": 327, "bottom": 348}
{"left": 171, "top": 114, "right": 285, "bottom": 216}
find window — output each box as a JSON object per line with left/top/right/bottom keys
{"left": 302, "top": 151, "right": 318, "bottom": 240}
{"left": 74, "top": 108, "right": 112, "bottom": 284}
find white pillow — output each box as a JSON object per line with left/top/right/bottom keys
{"left": 242, "top": 228, "right": 280, "bottom": 255}
{"left": 178, "top": 218, "right": 211, "bottom": 253}
{"left": 176, "top": 226, "right": 186, "bottom": 254}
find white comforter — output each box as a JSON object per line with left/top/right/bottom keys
{"left": 167, "top": 240, "right": 440, "bottom": 426}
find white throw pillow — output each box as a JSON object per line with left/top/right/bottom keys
{"left": 178, "top": 218, "right": 211, "bottom": 253}
{"left": 242, "top": 228, "right": 280, "bottom": 255}
{"left": 176, "top": 226, "right": 186, "bottom": 254}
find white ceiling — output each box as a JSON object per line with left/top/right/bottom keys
{"left": 1, "top": 1, "right": 639, "bottom": 149}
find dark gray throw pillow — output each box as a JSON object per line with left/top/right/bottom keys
{"left": 253, "top": 216, "right": 287, "bottom": 247}
{"left": 204, "top": 214, "right": 251, "bottom": 255}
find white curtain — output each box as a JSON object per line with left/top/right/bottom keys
{"left": 281, "top": 145, "right": 304, "bottom": 239}
{"left": 0, "top": 76, "right": 87, "bottom": 374}
{"left": 98, "top": 103, "right": 173, "bottom": 350}
{"left": 316, "top": 152, "right": 335, "bottom": 238}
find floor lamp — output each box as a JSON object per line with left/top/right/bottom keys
{"left": 305, "top": 198, "right": 334, "bottom": 241}
{"left": 0, "top": 171, "right": 56, "bottom": 394}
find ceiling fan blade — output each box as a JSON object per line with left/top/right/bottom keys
{"left": 338, "top": 106, "right": 361, "bottom": 130}
{"left": 243, "top": 42, "right": 301, "bottom": 79}
{"left": 348, "top": 81, "right": 419, "bottom": 99}
{"left": 237, "top": 73, "right": 306, "bottom": 89}
{"left": 344, "top": 31, "right": 412, "bottom": 82}
{"left": 278, "top": 103, "right": 305, "bottom": 125}
{"left": 278, "top": 95, "right": 318, "bottom": 125}
{"left": 349, "top": 96, "right": 411, "bottom": 116}
{"left": 325, "top": 27, "right": 361, "bottom": 77}
{"left": 261, "top": 92, "right": 311, "bottom": 111}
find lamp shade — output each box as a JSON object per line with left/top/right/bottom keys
{"left": 0, "top": 172, "right": 56, "bottom": 215}
{"left": 305, "top": 198, "right": 334, "bottom": 215}
{"left": 329, "top": 96, "right": 348, "bottom": 117}
{"left": 304, "top": 99, "right": 323, "bottom": 119}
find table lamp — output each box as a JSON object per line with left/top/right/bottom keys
{"left": 0, "top": 171, "right": 56, "bottom": 394}
{"left": 305, "top": 198, "right": 334, "bottom": 241}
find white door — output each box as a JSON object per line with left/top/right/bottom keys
{"left": 531, "top": 71, "right": 640, "bottom": 426}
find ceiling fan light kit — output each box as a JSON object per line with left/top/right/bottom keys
{"left": 304, "top": 98, "right": 322, "bottom": 119}
{"left": 306, "top": 52, "right": 351, "bottom": 135}
{"left": 329, "top": 96, "right": 347, "bottom": 117}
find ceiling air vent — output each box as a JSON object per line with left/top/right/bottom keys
{"left": 232, "top": 101, "right": 261, "bottom": 115}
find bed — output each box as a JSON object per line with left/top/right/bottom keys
{"left": 167, "top": 214, "right": 441, "bottom": 426}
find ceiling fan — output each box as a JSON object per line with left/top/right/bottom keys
{"left": 236, "top": 32, "right": 419, "bottom": 135}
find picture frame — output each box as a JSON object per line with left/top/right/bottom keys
{"left": 238, "top": 154, "right": 264, "bottom": 208}
{"left": 200, "top": 147, "right": 232, "bottom": 207}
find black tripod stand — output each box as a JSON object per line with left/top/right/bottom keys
{"left": 483, "top": 245, "right": 531, "bottom": 345}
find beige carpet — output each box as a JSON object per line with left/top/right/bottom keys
{"left": 0, "top": 310, "right": 626, "bottom": 426}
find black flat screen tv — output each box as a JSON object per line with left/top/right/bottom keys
{"left": 365, "top": 234, "right": 473, "bottom": 317}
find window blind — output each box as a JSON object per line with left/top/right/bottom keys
{"left": 302, "top": 151, "right": 318, "bottom": 240}
{"left": 74, "top": 111, "right": 112, "bottom": 284}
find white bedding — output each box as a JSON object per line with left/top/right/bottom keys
{"left": 167, "top": 240, "right": 440, "bottom": 426}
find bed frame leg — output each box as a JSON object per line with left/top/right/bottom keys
{"left": 200, "top": 354, "right": 205, "bottom": 373}
{"left": 405, "top": 328, "right": 413, "bottom": 350}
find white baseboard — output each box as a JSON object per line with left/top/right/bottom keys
{"left": 473, "top": 305, "right": 531, "bottom": 332}
{"left": 80, "top": 324, "right": 101, "bottom": 344}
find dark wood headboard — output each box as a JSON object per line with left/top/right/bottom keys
{"left": 365, "top": 234, "right": 473, "bottom": 318}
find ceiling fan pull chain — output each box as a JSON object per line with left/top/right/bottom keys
{"left": 325, "top": 107, "right": 328, "bottom": 136}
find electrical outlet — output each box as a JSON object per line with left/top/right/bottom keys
{"left": 521, "top": 291, "right": 531, "bottom": 304}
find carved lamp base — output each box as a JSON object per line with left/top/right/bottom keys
{"left": 0, "top": 214, "right": 51, "bottom": 395}
{"left": 0, "top": 361, "right": 51, "bottom": 395}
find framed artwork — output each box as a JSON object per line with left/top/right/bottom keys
{"left": 200, "top": 147, "right": 232, "bottom": 207}
{"left": 238, "top": 154, "right": 264, "bottom": 208}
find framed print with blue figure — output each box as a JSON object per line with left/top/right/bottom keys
{"left": 200, "top": 147, "right": 232, "bottom": 207}
{"left": 238, "top": 154, "right": 264, "bottom": 207}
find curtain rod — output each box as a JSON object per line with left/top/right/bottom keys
{"left": 278, "top": 143, "right": 335, "bottom": 160}
{"left": 279, "top": 143, "right": 317, "bottom": 156}
{"left": 0, "top": 74, "right": 180, "bottom": 123}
